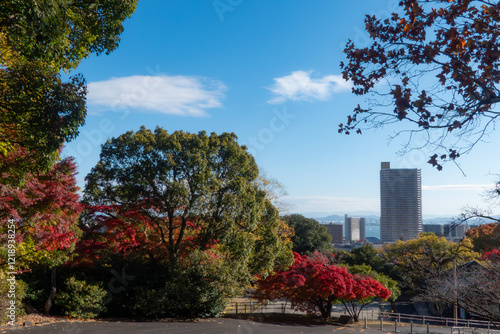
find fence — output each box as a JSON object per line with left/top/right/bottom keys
{"left": 222, "top": 300, "right": 500, "bottom": 334}
{"left": 380, "top": 312, "right": 500, "bottom": 329}
{"left": 222, "top": 300, "right": 307, "bottom": 315}
{"left": 376, "top": 312, "right": 500, "bottom": 334}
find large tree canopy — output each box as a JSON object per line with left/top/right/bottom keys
{"left": 0, "top": 0, "right": 138, "bottom": 70}
{"left": 0, "top": 0, "right": 137, "bottom": 174}
{"left": 340, "top": 0, "right": 500, "bottom": 169}
{"left": 83, "top": 127, "right": 293, "bottom": 275}
{"left": 465, "top": 222, "right": 500, "bottom": 252}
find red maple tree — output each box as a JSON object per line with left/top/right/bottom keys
{"left": 0, "top": 150, "right": 83, "bottom": 314}
{"left": 0, "top": 150, "right": 82, "bottom": 267}
{"left": 255, "top": 252, "right": 391, "bottom": 320}
{"left": 73, "top": 204, "right": 218, "bottom": 267}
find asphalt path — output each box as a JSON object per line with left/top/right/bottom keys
{"left": 0, "top": 318, "right": 389, "bottom": 334}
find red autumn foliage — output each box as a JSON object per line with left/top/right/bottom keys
{"left": 0, "top": 152, "right": 82, "bottom": 265}
{"left": 72, "top": 204, "right": 218, "bottom": 266}
{"left": 483, "top": 248, "right": 500, "bottom": 262}
{"left": 255, "top": 252, "right": 391, "bottom": 320}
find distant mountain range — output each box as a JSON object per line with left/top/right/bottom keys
{"left": 313, "top": 214, "right": 380, "bottom": 225}
{"left": 300, "top": 211, "right": 500, "bottom": 225}
{"left": 311, "top": 214, "right": 500, "bottom": 226}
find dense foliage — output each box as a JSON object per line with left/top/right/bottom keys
{"left": 0, "top": 0, "right": 137, "bottom": 175}
{"left": 0, "top": 0, "right": 138, "bottom": 70}
{"left": 54, "top": 277, "right": 107, "bottom": 319}
{"left": 0, "top": 153, "right": 83, "bottom": 270}
{"left": 383, "top": 233, "right": 479, "bottom": 294}
{"left": 466, "top": 223, "right": 500, "bottom": 252}
{"left": 282, "top": 214, "right": 332, "bottom": 254}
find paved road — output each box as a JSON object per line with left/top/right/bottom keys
{"left": 1, "top": 318, "right": 459, "bottom": 334}
{"left": 3, "top": 319, "right": 347, "bottom": 334}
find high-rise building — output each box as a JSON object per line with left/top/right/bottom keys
{"left": 380, "top": 162, "right": 422, "bottom": 242}
{"left": 345, "top": 214, "right": 366, "bottom": 243}
{"left": 325, "top": 223, "right": 343, "bottom": 244}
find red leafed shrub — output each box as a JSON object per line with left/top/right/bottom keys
{"left": 483, "top": 248, "right": 500, "bottom": 262}
{"left": 255, "top": 252, "right": 391, "bottom": 320}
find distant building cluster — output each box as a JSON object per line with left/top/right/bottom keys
{"left": 423, "top": 223, "right": 477, "bottom": 240}
{"left": 322, "top": 161, "right": 481, "bottom": 250}
{"left": 323, "top": 214, "right": 370, "bottom": 248}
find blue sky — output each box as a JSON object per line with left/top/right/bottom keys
{"left": 62, "top": 0, "right": 500, "bottom": 218}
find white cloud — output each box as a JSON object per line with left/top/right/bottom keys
{"left": 87, "top": 75, "right": 227, "bottom": 117}
{"left": 422, "top": 184, "right": 494, "bottom": 191}
{"left": 267, "top": 70, "right": 351, "bottom": 104}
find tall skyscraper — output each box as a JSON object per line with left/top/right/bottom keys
{"left": 345, "top": 214, "right": 366, "bottom": 243}
{"left": 380, "top": 162, "right": 422, "bottom": 242}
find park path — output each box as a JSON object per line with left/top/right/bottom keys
{"left": 1, "top": 317, "right": 472, "bottom": 334}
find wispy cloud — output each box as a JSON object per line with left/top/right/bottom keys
{"left": 267, "top": 70, "right": 351, "bottom": 104}
{"left": 422, "top": 184, "right": 494, "bottom": 191}
{"left": 87, "top": 75, "right": 227, "bottom": 117}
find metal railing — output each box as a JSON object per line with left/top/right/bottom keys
{"left": 380, "top": 312, "right": 500, "bottom": 332}
{"left": 222, "top": 300, "right": 308, "bottom": 315}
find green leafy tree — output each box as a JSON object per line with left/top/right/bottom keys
{"left": 348, "top": 244, "right": 393, "bottom": 277}
{"left": 0, "top": 0, "right": 138, "bottom": 70}
{"left": 54, "top": 277, "right": 107, "bottom": 319}
{"left": 282, "top": 214, "right": 332, "bottom": 254}
{"left": 0, "top": 0, "right": 137, "bottom": 174}
{"left": 0, "top": 63, "right": 86, "bottom": 178}
{"left": 82, "top": 127, "right": 293, "bottom": 310}
{"left": 382, "top": 233, "right": 479, "bottom": 294}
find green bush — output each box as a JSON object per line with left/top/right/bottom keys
{"left": 55, "top": 277, "right": 107, "bottom": 319}
{"left": 132, "top": 251, "right": 227, "bottom": 319}
{"left": 133, "top": 274, "right": 226, "bottom": 318}
{"left": 0, "top": 271, "right": 27, "bottom": 325}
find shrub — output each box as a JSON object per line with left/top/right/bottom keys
{"left": 55, "top": 277, "right": 107, "bottom": 319}
{"left": 132, "top": 251, "right": 227, "bottom": 319}
{"left": 0, "top": 271, "right": 27, "bottom": 325}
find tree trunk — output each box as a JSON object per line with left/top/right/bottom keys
{"left": 326, "top": 301, "right": 332, "bottom": 319}
{"left": 43, "top": 267, "right": 56, "bottom": 315}
{"left": 318, "top": 300, "right": 332, "bottom": 319}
